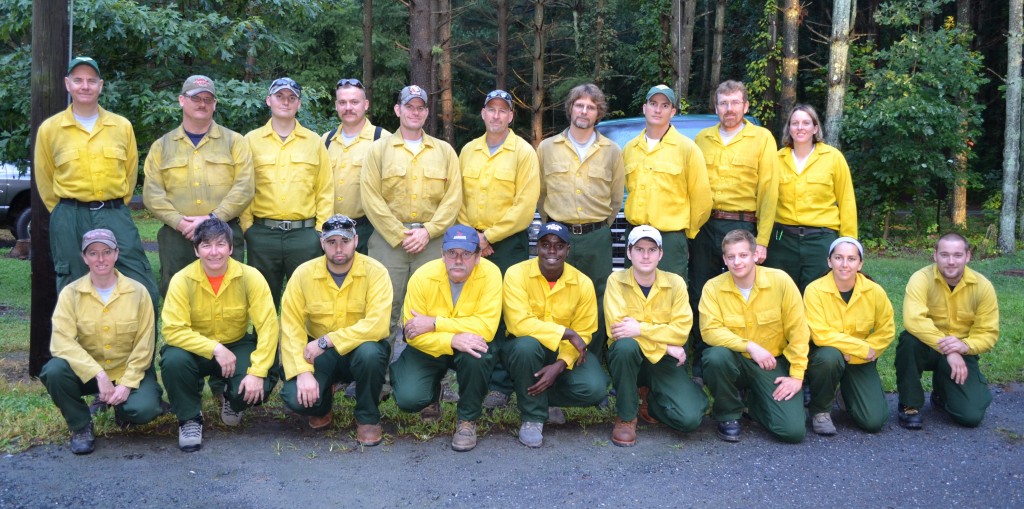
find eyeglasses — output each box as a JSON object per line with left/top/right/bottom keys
{"left": 443, "top": 249, "right": 477, "bottom": 260}
{"left": 187, "top": 95, "right": 216, "bottom": 105}
{"left": 716, "top": 100, "right": 745, "bottom": 109}
{"left": 336, "top": 78, "right": 364, "bottom": 89}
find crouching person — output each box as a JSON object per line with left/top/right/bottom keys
{"left": 160, "top": 219, "right": 279, "bottom": 452}
{"left": 41, "top": 229, "right": 164, "bottom": 455}
{"left": 279, "top": 215, "right": 392, "bottom": 445}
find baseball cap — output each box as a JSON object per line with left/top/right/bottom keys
{"left": 627, "top": 225, "right": 663, "bottom": 248}
{"left": 484, "top": 89, "right": 513, "bottom": 109}
{"left": 269, "top": 77, "right": 302, "bottom": 98}
{"left": 400, "top": 85, "right": 428, "bottom": 105}
{"left": 645, "top": 84, "right": 677, "bottom": 106}
{"left": 442, "top": 225, "right": 479, "bottom": 252}
{"left": 321, "top": 215, "right": 357, "bottom": 240}
{"left": 67, "top": 56, "right": 100, "bottom": 76}
{"left": 537, "top": 222, "right": 570, "bottom": 245}
{"left": 828, "top": 236, "right": 864, "bottom": 259}
{"left": 182, "top": 75, "right": 216, "bottom": 97}
{"left": 81, "top": 229, "right": 118, "bottom": 252}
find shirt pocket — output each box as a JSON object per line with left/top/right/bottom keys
{"left": 204, "top": 152, "right": 236, "bottom": 187}
{"left": 724, "top": 314, "right": 746, "bottom": 331}
{"left": 252, "top": 154, "right": 278, "bottom": 186}
{"left": 115, "top": 320, "right": 139, "bottom": 341}
{"left": 756, "top": 309, "right": 783, "bottom": 337}
{"left": 54, "top": 149, "right": 81, "bottom": 172}
{"left": 308, "top": 302, "right": 337, "bottom": 331}
{"left": 381, "top": 164, "right": 408, "bottom": 201}
{"left": 853, "top": 319, "right": 874, "bottom": 336}
{"left": 729, "top": 155, "right": 759, "bottom": 189}
{"left": 101, "top": 146, "right": 128, "bottom": 176}
{"left": 157, "top": 156, "right": 190, "bottom": 190}
{"left": 422, "top": 161, "right": 450, "bottom": 202}
{"left": 289, "top": 152, "right": 319, "bottom": 187}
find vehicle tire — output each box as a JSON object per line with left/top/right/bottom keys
{"left": 13, "top": 206, "right": 30, "bottom": 240}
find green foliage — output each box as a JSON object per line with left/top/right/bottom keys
{"left": 744, "top": 0, "right": 781, "bottom": 127}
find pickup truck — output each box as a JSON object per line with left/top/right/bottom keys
{"left": 0, "top": 162, "right": 31, "bottom": 240}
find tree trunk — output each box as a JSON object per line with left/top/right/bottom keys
{"left": 708, "top": 0, "right": 725, "bottom": 109}
{"left": 701, "top": 0, "right": 712, "bottom": 99}
{"left": 780, "top": 0, "right": 800, "bottom": 132}
{"left": 409, "top": 0, "right": 433, "bottom": 93}
{"left": 951, "top": 0, "right": 974, "bottom": 228}
{"left": 765, "top": 0, "right": 780, "bottom": 122}
{"left": 592, "top": 0, "right": 605, "bottom": 85}
{"left": 496, "top": 0, "right": 509, "bottom": 90}
{"left": 438, "top": 0, "right": 454, "bottom": 145}
{"left": 676, "top": 0, "right": 697, "bottom": 102}
{"left": 362, "top": 0, "right": 375, "bottom": 104}
{"left": 824, "top": 0, "right": 855, "bottom": 148}
{"left": 29, "top": 0, "right": 69, "bottom": 377}
{"left": 531, "top": 0, "right": 547, "bottom": 147}
{"left": 1001, "top": 0, "right": 1022, "bottom": 253}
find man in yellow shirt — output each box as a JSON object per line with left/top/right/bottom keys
{"left": 459, "top": 89, "right": 541, "bottom": 409}
{"left": 143, "top": 75, "right": 254, "bottom": 296}
{"left": 241, "top": 77, "right": 333, "bottom": 307}
{"left": 896, "top": 233, "right": 999, "bottom": 429}
{"left": 279, "top": 215, "right": 392, "bottom": 446}
{"left": 691, "top": 80, "right": 778, "bottom": 380}
{"left": 322, "top": 78, "right": 389, "bottom": 255}
{"left": 361, "top": 85, "right": 462, "bottom": 355}
{"left": 34, "top": 56, "right": 159, "bottom": 306}
{"left": 160, "top": 219, "right": 279, "bottom": 452}
{"left": 39, "top": 229, "right": 164, "bottom": 455}
{"left": 537, "top": 83, "right": 624, "bottom": 361}
{"left": 605, "top": 226, "right": 708, "bottom": 447}
{"left": 699, "top": 229, "right": 809, "bottom": 443}
{"left": 390, "top": 225, "right": 502, "bottom": 452}
{"left": 502, "top": 222, "right": 606, "bottom": 447}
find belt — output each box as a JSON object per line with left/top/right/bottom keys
{"left": 255, "top": 217, "right": 317, "bottom": 231}
{"left": 353, "top": 216, "right": 371, "bottom": 227}
{"left": 775, "top": 223, "right": 835, "bottom": 237}
{"left": 59, "top": 198, "right": 124, "bottom": 210}
{"left": 566, "top": 222, "right": 606, "bottom": 235}
{"left": 710, "top": 209, "right": 757, "bottom": 223}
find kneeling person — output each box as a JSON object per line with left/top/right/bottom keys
{"left": 40, "top": 229, "right": 164, "bottom": 455}
{"left": 390, "top": 225, "right": 503, "bottom": 452}
{"left": 160, "top": 219, "right": 279, "bottom": 452}
{"left": 605, "top": 226, "right": 709, "bottom": 447}
{"left": 502, "top": 222, "right": 608, "bottom": 448}
{"left": 279, "top": 215, "right": 392, "bottom": 445}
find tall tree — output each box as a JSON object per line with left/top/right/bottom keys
{"left": 362, "top": 0, "right": 375, "bottom": 104}
{"left": 437, "top": 0, "right": 454, "bottom": 144}
{"left": 708, "top": 0, "right": 725, "bottom": 108}
{"left": 674, "top": 0, "right": 697, "bottom": 101}
{"left": 496, "top": 0, "right": 509, "bottom": 90}
{"left": 780, "top": 0, "right": 800, "bottom": 131}
{"left": 951, "top": 0, "right": 975, "bottom": 227}
{"left": 1001, "top": 0, "right": 1023, "bottom": 253}
{"left": 824, "top": 0, "right": 855, "bottom": 148}
{"left": 530, "top": 0, "right": 548, "bottom": 146}
{"left": 592, "top": 0, "right": 605, "bottom": 85}
{"left": 409, "top": 0, "right": 433, "bottom": 98}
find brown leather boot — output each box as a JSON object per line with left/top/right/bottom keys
{"left": 356, "top": 423, "right": 383, "bottom": 446}
{"left": 638, "top": 387, "right": 658, "bottom": 424}
{"left": 308, "top": 411, "right": 334, "bottom": 430}
{"left": 611, "top": 417, "right": 637, "bottom": 447}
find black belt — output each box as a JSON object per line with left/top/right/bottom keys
{"left": 353, "top": 216, "right": 371, "bottom": 227}
{"left": 775, "top": 223, "right": 835, "bottom": 237}
{"left": 566, "top": 222, "right": 606, "bottom": 235}
{"left": 59, "top": 198, "right": 124, "bottom": 210}
{"left": 255, "top": 217, "right": 317, "bottom": 231}
{"left": 710, "top": 209, "right": 757, "bottom": 223}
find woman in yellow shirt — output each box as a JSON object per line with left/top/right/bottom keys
{"left": 804, "top": 237, "right": 894, "bottom": 435}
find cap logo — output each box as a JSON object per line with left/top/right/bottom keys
{"left": 454, "top": 234, "right": 467, "bottom": 240}
{"left": 194, "top": 78, "right": 210, "bottom": 86}
{"left": 546, "top": 224, "right": 563, "bottom": 231}
{"left": 409, "top": 85, "right": 423, "bottom": 95}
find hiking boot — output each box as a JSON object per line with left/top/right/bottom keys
{"left": 717, "top": 420, "right": 741, "bottom": 442}
{"left": 482, "top": 390, "right": 509, "bottom": 410}
{"left": 70, "top": 422, "right": 95, "bottom": 455}
{"left": 178, "top": 415, "right": 203, "bottom": 452}
{"left": 308, "top": 411, "right": 334, "bottom": 430}
{"left": 220, "top": 395, "right": 243, "bottom": 427}
{"left": 611, "top": 417, "right": 637, "bottom": 447}
{"left": 638, "top": 387, "right": 658, "bottom": 424}
{"left": 518, "top": 421, "right": 544, "bottom": 448}
{"left": 420, "top": 401, "right": 442, "bottom": 424}
{"left": 441, "top": 380, "right": 460, "bottom": 403}
{"left": 546, "top": 406, "right": 566, "bottom": 425}
{"left": 357, "top": 423, "right": 383, "bottom": 446}
{"left": 898, "top": 404, "right": 923, "bottom": 430}
{"left": 812, "top": 412, "right": 837, "bottom": 436}
{"left": 451, "top": 420, "right": 478, "bottom": 452}
{"left": 88, "top": 399, "right": 108, "bottom": 416}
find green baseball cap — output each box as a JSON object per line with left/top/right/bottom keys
{"left": 67, "top": 56, "right": 100, "bottom": 76}
{"left": 645, "top": 84, "right": 676, "bottom": 106}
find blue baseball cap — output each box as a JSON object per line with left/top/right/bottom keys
{"left": 537, "top": 222, "right": 571, "bottom": 245}
{"left": 443, "top": 225, "right": 479, "bottom": 252}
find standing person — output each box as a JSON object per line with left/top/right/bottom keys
{"left": 34, "top": 56, "right": 159, "bottom": 305}
{"left": 622, "top": 84, "right": 711, "bottom": 277}
{"left": 804, "top": 237, "right": 894, "bottom": 435}
{"left": 39, "top": 229, "right": 164, "bottom": 455}
{"left": 896, "top": 233, "right": 999, "bottom": 429}
{"left": 501, "top": 222, "right": 607, "bottom": 448}
{"left": 278, "top": 215, "right": 392, "bottom": 446}
{"left": 459, "top": 89, "right": 540, "bottom": 410}
{"left": 764, "top": 104, "right": 857, "bottom": 293}
{"left": 143, "top": 75, "right": 254, "bottom": 296}
{"left": 389, "top": 225, "right": 502, "bottom": 452}
{"left": 691, "top": 80, "right": 779, "bottom": 378}
{"left": 700, "top": 229, "right": 809, "bottom": 444}
{"left": 605, "top": 226, "right": 709, "bottom": 447}
{"left": 537, "top": 83, "right": 624, "bottom": 361}
{"left": 322, "top": 78, "right": 389, "bottom": 255}
{"left": 241, "top": 77, "right": 333, "bottom": 307}
{"left": 361, "top": 84, "right": 462, "bottom": 357}
{"left": 160, "top": 219, "right": 279, "bottom": 452}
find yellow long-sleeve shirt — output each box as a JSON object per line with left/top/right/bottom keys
{"left": 161, "top": 259, "right": 280, "bottom": 377}
{"left": 34, "top": 106, "right": 139, "bottom": 212}
{"left": 623, "top": 126, "right": 711, "bottom": 237}
{"left": 361, "top": 132, "right": 462, "bottom": 246}
{"left": 694, "top": 120, "right": 779, "bottom": 246}
{"left": 458, "top": 130, "right": 540, "bottom": 244}
{"left": 699, "top": 266, "right": 810, "bottom": 379}
{"left": 903, "top": 264, "right": 999, "bottom": 356}
{"left": 241, "top": 120, "right": 333, "bottom": 231}
{"left": 279, "top": 253, "right": 393, "bottom": 379}
{"left": 502, "top": 259, "right": 597, "bottom": 369}
{"left": 537, "top": 129, "right": 624, "bottom": 225}
{"left": 322, "top": 121, "right": 390, "bottom": 218}
{"left": 804, "top": 272, "right": 895, "bottom": 364}
{"left": 775, "top": 143, "right": 857, "bottom": 238}
{"left": 49, "top": 271, "right": 154, "bottom": 389}
{"left": 605, "top": 268, "right": 692, "bottom": 364}
{"left": 143, "top": 122, "right": 254, "bottom": 227}
{"left": 402, "top": 258, "right": 503, "bottom": 358}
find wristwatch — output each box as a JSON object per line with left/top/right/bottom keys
{"left": 317, "top": 335, "right": 329, "bottom": 350}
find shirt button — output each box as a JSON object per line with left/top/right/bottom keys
{"left": 103, "top": 326, "right": 109, "bottom": 332}
{"left": 105, "top": 344, "right": 111, "bottom": 350}
{"left": 576, "top": 172, "right": 581, "bottom": 177}
{"left": 577, "top": 207, "right": 582, "bottom": 211}
{"left": 337, "top": 197, "right": 343, "bottom": 202}
{"left": 576, "top": 189, "right": 581, "bottom": 194}
{"left": 411, "top": 212, "right": 418, "bottom": 218}
{"left": 194, "top": 182, "right": 200, "bottom": 187}
{"left": 412, "top": 194, "right": 417, "bottom": 199}
{"left": 103, "top": 309, "right": 109, "bottom": 313}
{"left": 196, "top": 200, "right": 202, "bottom": 204}
{"left": 413, "top": 176, "right": 418, "bottom": 180}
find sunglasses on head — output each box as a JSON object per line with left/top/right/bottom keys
{"left": 336, "top": 78, "right": 364, "bottom": 89}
